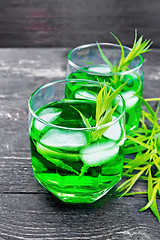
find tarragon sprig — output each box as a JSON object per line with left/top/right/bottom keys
{"left": 71, "top": 80, "right": 128, "bottom": 141}
{"left": 97, "top": 30, "right": 152, "bottom": 87}
{"left": 117, "top": 97, "right": 160, "bottom": 222}
{"left": 71, "top": 81, "right": 128, "bottom": 178}
{"left": 113, "top": 30, "right": 152, "bottom": 72}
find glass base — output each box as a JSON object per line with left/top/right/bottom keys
{"left": 34, "top": 172, "right": 121, "bottom": 203}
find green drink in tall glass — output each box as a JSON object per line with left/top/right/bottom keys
{"left": 28, "top": 79, "right": 125, "bottom": 203}
{"left": 66, "top": 43, "right": 143, "bottom": 132}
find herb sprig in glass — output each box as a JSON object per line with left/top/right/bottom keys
{"left": 72, "top": 80, "right": 127, "bottom": 141}
{"left": 97, "top": 30, "right": 152, "bottom": 88}
{"left": 71, "top": 81, "right": 127, "bottom": 177}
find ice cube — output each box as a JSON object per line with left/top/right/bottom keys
{"left": 88, "top": 65, "right": 111, "bottom": 74}
{"left": 34, "top": 107, "right": 62, "bottom": 131}
{"left": 80, "top": 140, "right": 119, "bottom": 167}
{"left": 40, "top": 128, "right": 88, "bottom": 151}
{"left": 74, "top": 90, "right": 96, "bottom": 101}
{"left": 121, "top": 90, "right": 139, "bottom": 109}
{"left": 103, "top": 116, "right": 121, "bottom": 141}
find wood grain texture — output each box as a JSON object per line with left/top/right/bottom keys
{"left": 0, "top": 48, "right": 160, "bottom": 239}
{"left": 0, "top": 194, "right": 159, "bottom": 240}
{"left": 0, "top": 0, "right": 159, "bottom": 47}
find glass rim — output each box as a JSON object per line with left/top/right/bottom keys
{"left": 28, "top": 79, "right": 126, "bottom": 131}
{"left": 68, "top": 42, "right": 143, "bottom": 76}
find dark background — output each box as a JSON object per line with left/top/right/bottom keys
{"left": 0, "top": 0, "right": 160, "bottom": 48}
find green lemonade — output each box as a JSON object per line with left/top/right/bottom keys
{"left": 67, "top": 65, "right": 142, "bottom": 131}
{"left": 29, "top": 99, "right": 124, "bottom": 203}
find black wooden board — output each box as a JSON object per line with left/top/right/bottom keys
{"left": 0, "top": 48, "right": 160, "bottom": 239}
{"left": 0, "top": 194, "right": 159, "bottom": 240}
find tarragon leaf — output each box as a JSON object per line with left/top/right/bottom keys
{"left": 110, "top": 32, "right": 125, "bottom": 71}
{"left": 96, "top": 42, "right": 114, "bottom": 72}
{"left": 45, "top": 155, "right": 79, "bottom": 175}
{"left": 99, "top": 102, "right": 118, "bottom": 125}
{"left": 79, "top": 164, "right": 89, "bottom": 178}
{"left": 118, "top": 166, "right": 148, "bottom": 197}
{"left": 139, "top": 180, "right": 159, "bottom": 220}
{"left": 124, "top": 145, "right": 146, "bottom": 154}
{"left": 125, "top": 152, "right": 154, "bottom": 173}
{"left": 70, "top": 105, "right": 91, "bottom": 128}
{"left": 98, "top": 79, "right": 128, "bottom": 117}
{"left": 139, "top": 96, "right": 158, "bottom": 121}
{"left": 126, "top": 135, "right": 151, "bottom": 150}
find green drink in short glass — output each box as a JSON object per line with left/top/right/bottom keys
{"left": 66, "top": 43, "right": 143, "bottom": 132}
{"left": 28, "top": 79, "right": 125, "bottom": 203}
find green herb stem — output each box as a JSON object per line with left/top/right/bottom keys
{"left": 118, "top": 98, "right": 160, "bottom": 222}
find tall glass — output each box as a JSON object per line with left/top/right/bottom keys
{"left": 66, "top": 43, "right": 143, "bottom": 132}
{"left": 28, "top": 79, "right": 125, "bottom": 203}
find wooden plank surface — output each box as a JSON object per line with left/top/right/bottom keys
{"left": 0, "top": 0, "right": 159, "bottom": 48}
{"left": 1, "top": 194, "right": 159, "bottom": 240}
{"left": 0, "top": 48, "right": 160, "bottom": 239}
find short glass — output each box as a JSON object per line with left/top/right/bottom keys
{"left": 66, "top": 43, "right": 143, "bottom": 132}
{"left": 28, "top": 79, "right": 125, "bottom": 203}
